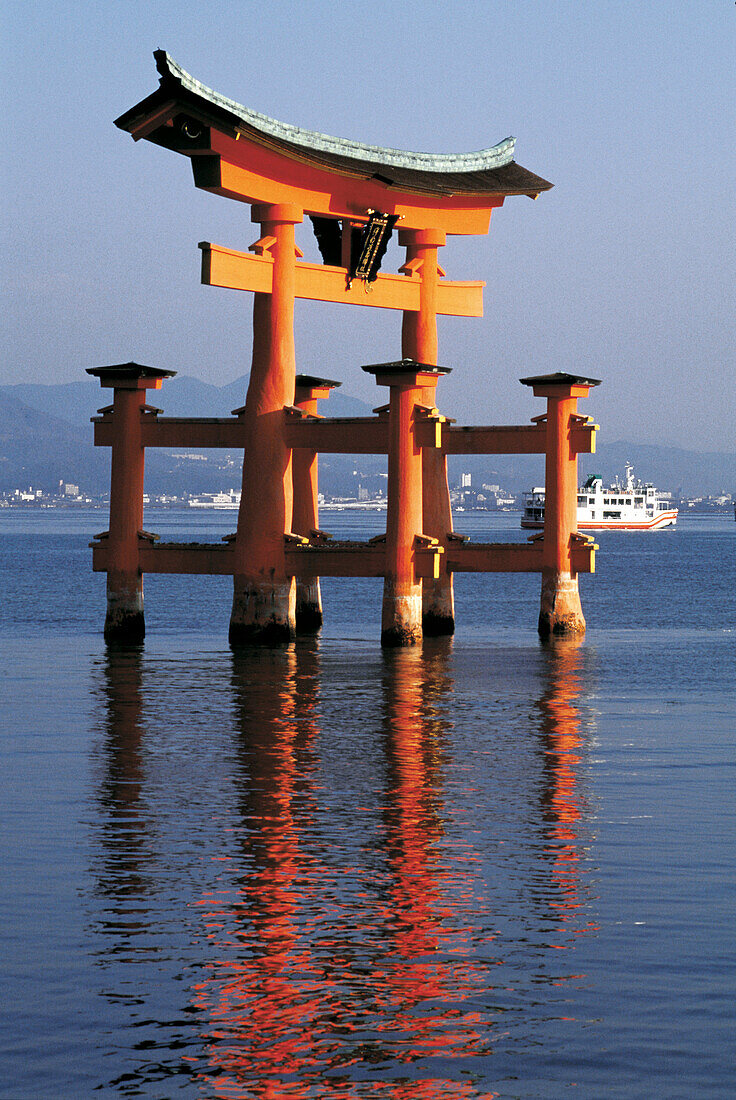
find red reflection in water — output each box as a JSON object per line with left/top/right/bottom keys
{"left": 189, "top": 641, "right": 482, "bottom": 1098}
{"left": 92, "top": 637, "right": 595, "bottom": 1097}
{"left": 370, "top": 647, "right": 486, "bottom": 1056}
{"left": 537, "top": 638, "right": 599, "bottom": 940}
{"left": 191, "top": 645, "right": 321, "bottom": 1096}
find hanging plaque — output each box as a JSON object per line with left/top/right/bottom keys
{"left": 349, "top": 212, "right": 399, "bottom": 283}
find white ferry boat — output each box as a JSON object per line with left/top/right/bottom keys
{"left": 522, "top": 464, "right": 678, "bottom": 530}
{"left": 188, "top": 490, "right": 241, "bottom": 510}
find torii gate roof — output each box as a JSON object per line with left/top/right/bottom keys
{"left": 115, "top": 52, "right": 552, "bottom": 232}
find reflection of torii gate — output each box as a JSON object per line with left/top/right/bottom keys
{"left": 91, "top": 51, "right": 599, "bottom": 646}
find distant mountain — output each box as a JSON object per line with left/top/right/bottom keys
{"left": 578, "top": 443, "right": 735, "bottom": 498}
{"left": 447, "top": 444, "right": 736, "bottom": 498}
{"left": 0, "top": 388, "right": 241, "bottom": 495}
{"left": 2, "top": 374, "right": 371, "bottom": 427}
{"left": 0, "top": 390, "right": 107, "bottom": 492}
{"left": 0, "top": 377, "right": 373, "bottom": 496}
{"left": 1, "top": 379, "right": 733, "bottom": 497}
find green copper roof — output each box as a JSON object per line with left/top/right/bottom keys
{"left": 115, "top": 52, "right": 552, "bottom": 199}
{"left": 154, "top": 51, "right": 517, "bottom": 174}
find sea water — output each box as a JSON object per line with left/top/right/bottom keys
{"left": 1, "top": 510, "right": 733, "bottom": 1099}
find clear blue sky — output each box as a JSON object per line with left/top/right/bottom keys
{"left": 2, "top": 1, "right": 734, "bottom": 450}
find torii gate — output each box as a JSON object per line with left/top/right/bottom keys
{"left": 93, "top": 52, "right": 598, "bottom": 646}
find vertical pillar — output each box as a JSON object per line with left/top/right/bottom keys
{"left": 292, "top": 374, "right": 340, "bottom": 632}
{"left": 521, "top": 373, "right": 600, "bottom": 636}
{"left": 363, "top": 360, "right": 450, "bottom": 647}
{"left": 230, "top": 203, "right": 303, "bottom": 645}
{"left": 400, "top": 228, "right": 455, "bottom": 635}
{"left": 87, "top": 364, "right": 175, "bottom": 643}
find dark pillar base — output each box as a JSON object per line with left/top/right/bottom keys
{"left": 230, "top": 579, "right": 296, "bottom": 647}
{"left": 538, "top": 569, "right": 586, "bottom": 637}
{"left": 381, "top": 585, "right": 422, "bottom": 648}
{"left": 538, "top": 615, "right": 586, "bottom": 638}
{"left": 422, "top": 572, "right": 455, "bottom": 637}
{"left": 296, "top": 605, "right": 323, "bottom": 634}
{"left": 422, "top": 610, "right": 455, "bottom": 637}
{"left": 380, "top": 625, "right": 421, "bottom": 647}
{"left": 104, "top": 574, "right": 145, "bottom": 644}
{"left": 295, "top": 579, "right": 323, "bottom": 634}
{"left": 104, "top": 609, "right": 145, "bottom": 644}
{"left": 229, "top": 619, "right": 295, "bottom": 646}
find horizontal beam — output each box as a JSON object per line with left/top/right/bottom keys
{"left": 92, "top": 537, "right": 592, "bottom": 578}
{"left": 92, "top": 541, "right": 236, "bottom": 575}
{"left": 93, "top": 411, "right": 596, "bottom": 461}
{"left": 93, "top": 415, "right": 246, "bottom": 449}
{"left": 92, "top": 540, "right": 388, "bottom": 577}
{"left": 443, "top": 421, "right": 597, "bottom": 455}
{"left": 201, "top": 242, "right": 484, "bottom": 316}
{"left": 446, "top": 542, "right": 543, "bottom": 573}
{"left": 195, "top": 145, "right": 505, "bottom": 235}
{"left": 444, "top": 424, "right": 546, "bottom": 455}
{"left": 285, "top": 416, "right": 388, "bottom": 454}
{"left": 93, "top": 413, "right": 386, "bottom": 453}
{"left": 92, "top": 541, "right": 437, "bottom": 580}
{"left": 287, "top": 543, "right": 386, "bottom": 578}
{"left": 445, "top": 540, "right": 594, "bottom": 574}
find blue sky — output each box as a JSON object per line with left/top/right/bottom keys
{"left": 2, "top": 1, "right": 734, "bottom": 450}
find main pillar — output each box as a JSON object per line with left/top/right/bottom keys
{"left": 87, "top": 364, "right": 175, "bottom": 643}
{"left": 363, "top": 360, "right": 451, "bottom": 647}
{"left": 521, "top": 373, "right": 600, "bottom": 636}
{"left": 400, "top": 228, "right": 456, "bottom": 635}
{"left": 230, "top": 204, "right": 303, "bottom": 645}
{"left": 292, "top": 374, "right": 340, "bottom": 632}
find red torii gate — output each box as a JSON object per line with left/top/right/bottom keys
{"left": 92, "top": 52, "right": 599, "bottom": 646}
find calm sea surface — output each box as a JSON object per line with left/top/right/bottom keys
{"left": 1, "top": 509, "right": 733, "bottom": 1099}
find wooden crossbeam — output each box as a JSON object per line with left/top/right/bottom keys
{"left": 443, "top": 421, "right": 597, "bottom": 456}
{"left": 92, "top": 415, "right": 246, "bottom": 449}
{"left": 193, "top": 149, "right": 505, "bottom": 236}
{"left": 445, "top": 540, "right": 595, "bottom": 574}
{"left": 200, "top": 242, "right": 484, "bottom": 316}
{"left": 91, "top": 536, "right": 594, "bottom": 578}
{"left": 285, "top": 416, "right": 388, "bottom": 453}
{"left": 444, "top": 424, "right": 547, "bottom": 455}
{"left": 93, "top": 412, "right": 596, "bottom": 457}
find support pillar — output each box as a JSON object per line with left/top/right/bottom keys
{"left": 230, "top": 204, "right": 303, "bottom": 645}
{"left": 400, "top": 228, "right": 455, "bottom": 635}
{"left": 292, "top": 374, "right": 340, "bottom": 632}
{"left": 521, "top": 373, "right": 600, "bottom": 637}
{"left": 87, "top": 364, "right": 175, "bottom": 643}
{"left": 363, "top": 360, "right": 451, "bottom": 647}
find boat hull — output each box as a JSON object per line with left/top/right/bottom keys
{"left": 522, "top": 510, "right": 678, "bottom": 531}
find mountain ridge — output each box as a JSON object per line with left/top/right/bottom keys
{"left": 1, "top": 379, "right": 733, "bottom": 496}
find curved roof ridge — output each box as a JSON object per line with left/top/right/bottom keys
{"left": 155, "top": 50, "right": 517, "bottom": 174}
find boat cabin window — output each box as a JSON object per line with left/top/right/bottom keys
{"left": 577, "top": 495, "right": 586, "bottom": 504}
{"left": 603, "top": 510, "right": 621, "bottom": 519}
{"left": 635, "top": 496, "right": 644, "bottom": 505}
